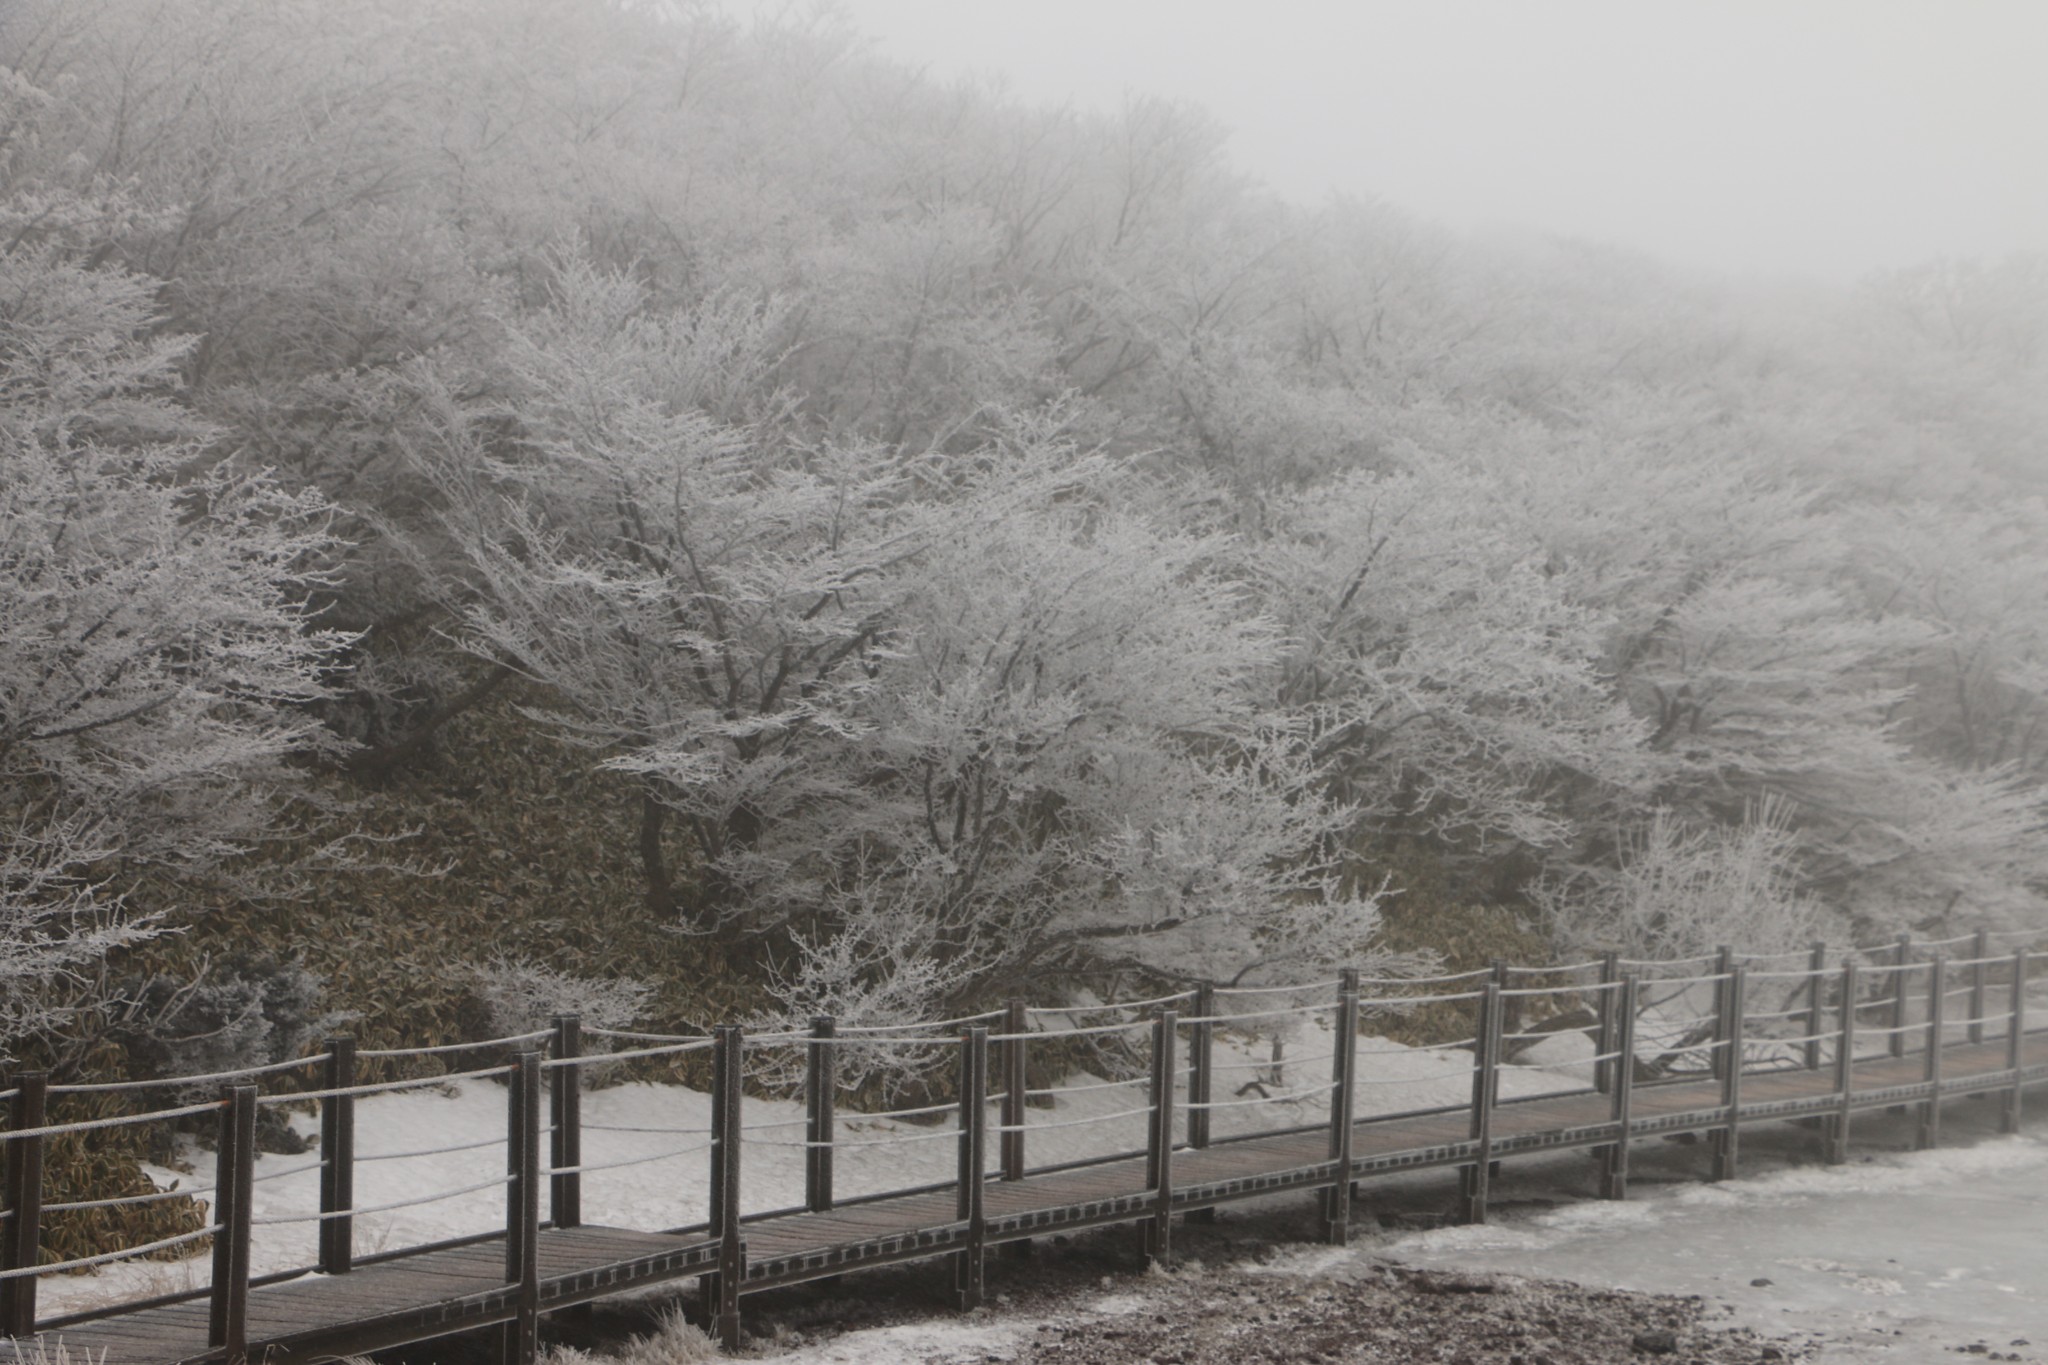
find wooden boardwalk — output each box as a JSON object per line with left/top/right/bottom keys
{"left": 5, "top": 943, "right": 2045, "bottom": 1363}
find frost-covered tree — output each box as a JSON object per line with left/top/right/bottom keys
{"left": 1498, "top": 414, "right": 2048, "bottom": 930}
{"left": 0, "top": 242, "right": 350, "bottom": 1049}
{"left": 1535, "top": 798, "right": 1837, "bottom": 965}
{"left": 428, "top": 265, "right": 1390, "bottom": 1002}
{"left": 764, "top": 436, "right": 1389, "bottom": 1013}
{"left": 1847, "top": 499, "right": 2048, "bottom": 779}
{"left": 1261, "top": 461, "right": 1650, "bottom": 855}
{"left": 10, "top": 0, "right": 2044, "bottom": 1012}
{"left": 423, "top": 258, "right": 896, "bottom": 918}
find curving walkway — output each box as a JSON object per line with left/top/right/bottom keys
{"left": 3, "top": 935, "right": 2044, "bottom": 1362}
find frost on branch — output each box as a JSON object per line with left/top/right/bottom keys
{"left": 1535, "top": 797, "right": 1839, "bottom": 966}
{"left": 1264, "top": 464, "right": 1651, "bottom": 854}
{"left": 425, "top": 261, "right": 907, "bottom": 919}
{"left": 0, "top": 244, "right": 351, "bottom": 1051}
{"left": 462, "top": 957, "right": 652, "bottom": 1045}
{"left": 432, "top": 276, "right": 1397, "bottom": 1007}
{"left": 737, "top": 436, "right": 1399, "bottom": 1009}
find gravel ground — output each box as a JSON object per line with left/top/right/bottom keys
{"left": 987, "top": 1260, "right": 1818, "bottom": 1365}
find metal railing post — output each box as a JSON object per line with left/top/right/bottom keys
{"left": 1712, "top": 965, "right": 1745, "bottom": 1181}
{"left": 708, "top": 1026, "right": 745, "bottom": 1349}
{"left": 2004, "top": 949, "right": 2028, "bottom": 1135}
{"left": 954, "top": 1028, "right": 988, "bottom": 1308}
{"left": 1890, "top": 933, "right": 1913, "bottom": 1059}
{"left": 209, "top": 1085, "right": 257, "bottom": 1365}
{"left": 1324, "top": 984, "right": 1360, "bottom": 1245}
{"left": 1, "top": 1071, "right": 48, "bottom": 1337}
{"left": 806, "top": 1017, "right": 836, "bottom": 1213}
{"left": 503, "top": 1052, "right": 542, "bottom": 1365}
{"left": 550, "top": 1015, "right": 582, "bottom": 1230}
{"left": 1969, "top": 930, "right": 1991, "bottom": 1047}
{"left": 1920, "top": 955, "right": 1947, "bottom": 1150}
{"left": 1829, "top": 961, "right": 1858, "bottom": 1164}
{"left": 318, "top": 1037, "right": 356, "bottom": 1274}
{"left": 1599, "top": 978, "right": 1637, "bottom": 1200}
{"left": 1594, "top": 952, "right": 1619, "bottom": 1094}
{"left": 1803, "top": 942, "right": 1828, "bottom": 1071}
{"left": 1144, "top": 1010, "right": 1178, "bottom": 1265}
{"left": 1460, "top": 982, "right": 1501, "bottom": 1224}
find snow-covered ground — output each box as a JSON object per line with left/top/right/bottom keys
{"left": 1382, "top": 1099, "right": 2048, "bottom": 1361}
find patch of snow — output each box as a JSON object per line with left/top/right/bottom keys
{"left": 1244, "top": 1246, "right": 1352, "bottom": 1278}
{"left": 1383, "top": 1111, "right": 2048, "bottom": 1362}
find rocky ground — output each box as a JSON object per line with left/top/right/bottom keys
{"left": 979, "top": 1261, "right": 1814, "bottom": 1365}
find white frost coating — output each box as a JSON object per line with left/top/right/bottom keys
{"left": 0, "top": 242, "right": 351, "bottom": 1050}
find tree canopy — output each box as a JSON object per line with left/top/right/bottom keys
{"left": 2, "top": 0, "right": 2044, "bottom": 1045}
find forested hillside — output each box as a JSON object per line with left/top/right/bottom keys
{"left": 4, "top": 0, "right": 2046, "bottom": 1070}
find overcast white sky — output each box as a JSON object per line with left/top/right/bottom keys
{"left": 728, "top": 0, "right": 2048, "bottom": 282}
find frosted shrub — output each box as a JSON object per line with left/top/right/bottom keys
{"left": 462, "top": 958, "right": 651, "bottom": 1040}
{"left": 749, "top": 874, "right": 969, "bottom": 1096}
{"left": 1537, "top": 797, "right": 1848, "bottom": 1031}
{"left": 119, "top": 956, "right": 342, "bottom": 1097}
{"left": 1537, "top": 798, "right": 1833, "bottom": 966}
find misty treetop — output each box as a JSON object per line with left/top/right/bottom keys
{"left": 1, "top": 0, "right": 2044, "bottom": 1047}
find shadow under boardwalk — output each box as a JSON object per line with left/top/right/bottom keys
{"left": 29, "top": 1228, "right": 716, "bottom": 1365}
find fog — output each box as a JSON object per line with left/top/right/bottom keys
{"left": 735, "top": 0, "right": 2048, "bottom": 280}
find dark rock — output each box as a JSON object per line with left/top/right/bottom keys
{"left": 1631, "top": 1328, "right": 1680, "bottom": 1354}
{"left": 1410, "top": 1272, "right": 1499, "bottom": 1294}
{"left": 1749, "top": 1278, "right": 1774, "bottom": 1288}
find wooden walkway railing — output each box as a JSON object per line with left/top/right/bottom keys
{"left": 3, "top": 930, "right": 2045, "bottom": 1363}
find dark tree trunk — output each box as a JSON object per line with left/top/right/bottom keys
{"left": 639, "top": 791, "right": 674, "bottom": 918}
{"left": 343, "top": 665, "right": 513, "bottom": 779}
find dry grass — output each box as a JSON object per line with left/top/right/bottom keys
{"left": 125, "top": 683, "right": 773, "bottom": 1086}
{"left": 1353, "top": 838, "right": 1555, "bottom": 1046}
{"left": 543, "top": 1306, "right": 718, "bottom": 1365}
{"left": 4, "top": 1336, "right": 108, "bottom": 1365}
